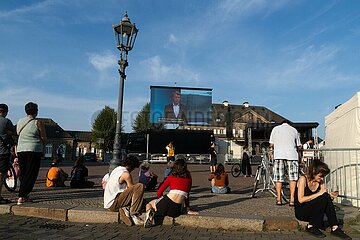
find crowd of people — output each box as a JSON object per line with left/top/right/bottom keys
{"left": 0, "top": 102, "right": 353, "bottom": 238}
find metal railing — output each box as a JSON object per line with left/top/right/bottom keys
{"left": 308, "top": 148, "right": 360, "bottom": 208}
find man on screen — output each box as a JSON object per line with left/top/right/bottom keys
{"left": 163, "top": 90, "right": 187, "bottom": 125}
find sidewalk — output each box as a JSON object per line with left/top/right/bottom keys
{"left": 1, "top": 163, "right": 359, "bottom": 235}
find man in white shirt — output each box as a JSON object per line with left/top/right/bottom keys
{"left": 269, "top": 120, "right": 301, "bottom": 206}
{"left": 104, "top": 156, "right": 144, "bottom": 226}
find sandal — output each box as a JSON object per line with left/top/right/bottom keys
{"left": 276, "top": 201, "right": 283, "bottom": 206}
{"left": 289, "top": 202, "right": 295, "bottom": 207}
{"left": 0, "top": 197, "right": 11, "bottom": 204}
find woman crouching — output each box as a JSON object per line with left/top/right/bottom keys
{"left": 294, "top": 160, "right": 351, "bottom": 239}
{"left": 144, "top": 158, "right": 198, "bottom": 228}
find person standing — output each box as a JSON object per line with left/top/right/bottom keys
{"left": 0, "top": 104, "right": 15, "bottom": 204}
{"left": 209, "top": 142, "right": 217, "bottom": 173}
{"left": 241, "top": 147, "right": 252, "bottom": 177}
{"left": 16, "top": 102, "right": 47, "bottom": 205}
{"left": 269, "top": 120, "right": 301, "bottom": 206}
{"left": 104, "top": 156, "right": 144, "bottom": 226}
{"left": 166, "top": 142, "right": 175, "bottom": 162}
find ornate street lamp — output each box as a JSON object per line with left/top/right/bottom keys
{"left": 109, "top": 12, "right": 138, "bottom": 172}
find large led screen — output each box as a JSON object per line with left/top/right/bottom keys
{"left": 150, "top": 86, "right": 212, "bottom": 127}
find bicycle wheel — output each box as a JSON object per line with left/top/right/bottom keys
{"left": 251, "top": 167, "right": 261, "bottom": 198}
{"left": 231, "top": 163, "right": 242, "bottom": 177}
{"left": 4, "top": 164, "right": 17, "bottom": 192}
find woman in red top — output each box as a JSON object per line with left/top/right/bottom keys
{"left": 208, "top": 164, "right": 230, "bottom": 194}
{"left": 144, "top": 158, "right": 198, "bottom": 228}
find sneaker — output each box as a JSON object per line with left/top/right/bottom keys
{"left": 331, "top": 228, "right": 352, "bottom": 240}
{"left": 119, "top": 207, "right": 132, "bottom": 226}
{"left": 131, "top": 214, "right": 144, "bottom": 226}
{"left": 17, "top": 197, "right": 33, "bottom": 205}
{"left": 144, "top": 208, "right": 155, "bottom": 228}
{"left": 305, "top": 226, "right": 326, "bottom": 238}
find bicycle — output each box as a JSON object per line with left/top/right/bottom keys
{"left": 230, "top": 161, "right": 242, "bottom": 177}
{"left": 4, "top": 157, "right": 18, "bottom": 192}
{"left": 251, "top": 150, "right": 287, "bottom": 202}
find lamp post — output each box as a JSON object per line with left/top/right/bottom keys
{"left": 109, "top": 12, "right": 138, "bottom": 172}
{"left": 222, "top": 100, "right": 232, "bottom": 161}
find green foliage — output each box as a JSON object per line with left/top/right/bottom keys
{"left": 132, "top": 103, "right": 163, "bottom": 132}
{"left": 92, "top": 106, "right": 121, "bottom": 152}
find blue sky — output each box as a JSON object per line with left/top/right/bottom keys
{"left": 1, "top": 0, "right": 360, "bottom": 138}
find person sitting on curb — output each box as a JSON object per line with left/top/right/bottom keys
{"left": 138, "top": 162, "right": 158, "bottom": 191}
{"left": 104, "top": 156, "right": 144, "bottom": 226}
{"left": 46, "top": 158, "right": 68, "bottom": 188}
{"left": 70, "top": 156, "right": 94, "bottom": 188}
{"left": 143, "top": 158, "right": 199, "bottom": 228}
{"left": 294, "top": 160, "right": 352, "bottom": 239}
{"left": 208, "top": 163, "right": 230, "bottom": 194}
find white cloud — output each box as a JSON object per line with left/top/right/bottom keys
{"left": 218, "top": 0, "right": 289, "bottom": 20}
{"left": 264, "top": 44, "right": 359, "bottom": 88}
{"left": 139, "top": 56, "right": 199, "bottom": 84}
{"left": 169, "top": 34, "right": 179, "bottom": 44}
{"left": 88, "top": 50, "right": 117, "bottom": 71}
{"left": 0, "top": 0, "right": 60, "bottom": 19}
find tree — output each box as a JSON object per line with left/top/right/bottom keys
{"left": 132, "top": 103, "right": 163, "bottom": 132}
{"left": 92, "top": 106, "right": 121, "bottom": 152}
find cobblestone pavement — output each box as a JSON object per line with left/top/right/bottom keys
{"left": 1, "top": 162, "right": 359, "bottom": 239}
{"left": 0, "top": 214, "right": 350, "bottom": 240}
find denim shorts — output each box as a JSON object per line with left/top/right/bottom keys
{"left": 211, "top": 185, "right": 228, "bottom": 194}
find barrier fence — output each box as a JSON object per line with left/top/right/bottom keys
{"left": 317, "top": 148, "right": 360, "bottom": 208}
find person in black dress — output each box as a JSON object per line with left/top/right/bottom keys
{"left": 294, "top": 160, "right": 351, "bottom": 239}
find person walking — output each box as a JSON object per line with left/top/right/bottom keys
{"left": 295, "top": 160, "right": 352, "bottom": 239}
{"left": 0, "top": 104, "right": 15, "bottom": 204}
{"left": 16, "top": 102, "right": 47, "bottom": 205}
{"left": 241, "top": 147, "right": 252, "bottom": 177}
{"left": 209, "top": 142, "right": 217, "bottom": 173}
{"left": 269, "top": 120, "right": 301, "bottom": 206}
{"left": 104, "top": 156, "right": 144, "bottom": 226}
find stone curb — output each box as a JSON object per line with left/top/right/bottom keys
{"left": 1, "top": 204, "right": 359, "bottom": 232}
{"left": 0, "top": 203, "right": 293, "bottom": 231}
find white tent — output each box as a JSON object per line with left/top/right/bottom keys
{"left": 325, "top": 92, "right": 360, "bottom": 207}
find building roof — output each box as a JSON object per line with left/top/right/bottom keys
{"left": 67, "top": 131, "right": 93, "bottom": 142}
{"left": 211, "top": 103, "right": 288, "bottom": 127}
{"left": 38, "top": 118, "right": 74, "bottom": 139}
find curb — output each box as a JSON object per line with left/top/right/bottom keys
{"left": 1, "top": 204, "right": 359, "bottom": 232}
{"left": 1, "top": 203, "right": 296, "bottom": 231}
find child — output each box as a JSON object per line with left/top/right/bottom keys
{"left": 139, "top": 162, "right": 158, "bottom": 191}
